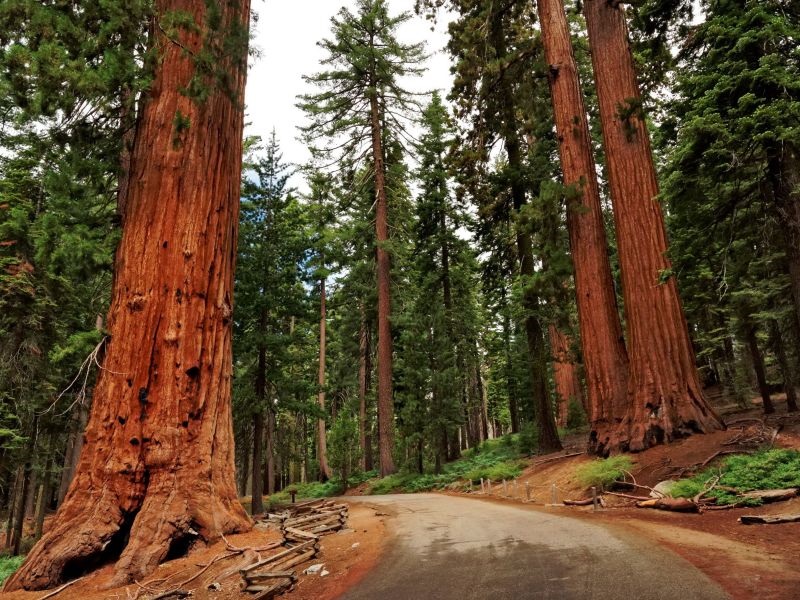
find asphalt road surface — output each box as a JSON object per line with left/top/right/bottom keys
{"left": 341, "top": 494, "right": 730, "bottom": 600}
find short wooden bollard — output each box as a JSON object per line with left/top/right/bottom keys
{"left": 525, "top": 482, "right": 531, "bottom": 501}
{"left": 550, "top": 483, "right": 557, "bottom": 504}
{"left": 487, "top": 480, "right": 492, "bottom": 493}
{"left": 480, "top": 478, "right": 485, "bottom": 494}
{"left": 513, "top": 480, "right": 519, "bottom": 498}
{"left": 592, "top": 486, "right": 598, "bottom": 511}
{"left": 503, "top": 480, "right": 508, "bottom": 496}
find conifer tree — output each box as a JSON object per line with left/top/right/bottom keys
{"left": 582, "top": 0, "right": 723, "bottom": 452}
{"left": 298, "top": 0, "right": 426, "bottom": 476}
{"left": 6, "top": 0, "right": 253, "bottom": 589}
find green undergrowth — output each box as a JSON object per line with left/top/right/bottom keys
{"left": 0, "top": 554, "right": 24, "bottom": 586}
{"left": 575, "top": 456, "right": 635, "bottom": 490}
{"left": 671, "top": 449, "right": 800, "bottom": 506}
{"left": 367, "top": 436, "right": 526, "bottom": 495}
{"left": 267, "top": 470, "right": 377, "bottom": 508}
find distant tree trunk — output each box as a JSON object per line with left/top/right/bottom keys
{"left": 34, "top": 435, "right": 56, "bottom": 541}
{"left": 239, "top": 427, "right": 250, "bottom": 496}
{"left": 771, "top": 320, "right": 798, "bottom": 412}
{"left": 358, "top": 305, "right": 369, "bottom": 471}
{"left": 57, "top": 400, "right": 89, "bottom": 506}
{"left": 537, "top": 0, "right": 628, "bottom": 450}
{"left": 548, "top": 325, "right": 583, "bottom": 429}
{"left": 317, "top": 278, "right": 332, "bottom": 481}
{"left": 4, "top": 0, "right": 252, "bottom": 590}
{"left": 251, "top": 411, "right": 264, "bottom": 515}
{"left": 265, "top": 407, "right": 276, "bottom": 495}
{"left": 745, "top": 324, "right": 775, "bottom": 414}
{"left": 370, "top": 70, "right": 396, "bottom": 477}
{"left": 5, "top": 468, "right": 20, "bottom": 549}
{"left": 477, "top": 362, "right": 490, "bottom": 442}
{"left": 582, "top": 0, "right": 723, "bottom": 452}
{"left": 11, "top": 417, "right": 37, "bottom": 556}
{"left": 502, "top": 306, "right": 520, "bottom": 434}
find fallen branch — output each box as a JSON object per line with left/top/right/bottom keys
{"left": 740, "top": 488, "right": 798, "bottom": 503}
{"left": 603, "top": 491, "right": 651, "bottom": 501}
{"left": 531, "top": 452, "right": 583, "bottom": 466}
{"left": 740, "top": 514, "right": 800, "bottom": 525}
{"left": 635, "top": 498, "right": 699, "bottom": 513}
{"left": 38, "top": 578, "right": 85, "bottom": 600}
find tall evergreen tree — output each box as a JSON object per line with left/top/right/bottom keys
{"left": 298, "top": 0, "right": 426, "bottom": 476}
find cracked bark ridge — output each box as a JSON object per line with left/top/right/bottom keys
{"left": 4, "top": 0, "right": 253, "bottom": 590}
{"left": 583, "top": 0, "right": 723, "bottom": 453}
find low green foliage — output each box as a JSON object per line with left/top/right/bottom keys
{"left": 576, "top": 456, "right": 635, "bottom": 490}
{"left": 367, "top": 434, "right": 525, "bottom": 494}
{"left": 267, "top": 470, "right": 379, "bottom": 508}
{"left": 671, "top": 450, "right": 800, "bottom": 506}
{"left": 517, "top": 423, "right": 538, "bottom": 456}
{"left": 0, "top": 554, "right": 25, "bottom": 585}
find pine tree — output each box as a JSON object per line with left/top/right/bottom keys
{"left": 298, "top": 0, "right": 426, "bottom": 476}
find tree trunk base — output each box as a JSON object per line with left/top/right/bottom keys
{"left": 3, "top": 471, "right": 251, "bottom": 591}
{"left": 590, "top": 391, "right": 724, "bottom": 455}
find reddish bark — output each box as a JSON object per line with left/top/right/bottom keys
{"left": 317, "top": 278, "right": 332, "bottom": 481}
{"left": 370, "top": 83, "right": 396, "bottom": 477}
{"left": 536, "top": 0, "right": 628, "bottom": 447}
{"left": 4, "top": 0, "right": 252, "bottom": 589}
{"left": 548, "top": 325, "right": 583, "bottom": 428}
{"left": 358, "top": 305, "right": 370, "bottom": 471}
{"left": 583, "top": 0, "right": 723, "bottom": 452}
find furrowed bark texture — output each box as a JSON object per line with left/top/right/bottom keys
{"left": 583, "top": 0, "right": 723, "bottom": 452}
{"left": 5, "top": 0, "right": 252, "bottom": 590}
{"left": 537, "top": 0, "right": 629, "bottom": 449}
{"left": 370, "top": 88, "right": 396, "bottom": 477}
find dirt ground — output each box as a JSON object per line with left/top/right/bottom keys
{"left": 0, "top": 503, "right": 387, "bottom": 600}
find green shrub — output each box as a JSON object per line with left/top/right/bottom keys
{"left": 576, "top": 456, "right": 634, "bottom": 490}
{"left": 463, "top": 461, "right": 524, "bottom": 484}
{"left": 0, "top": 554, "right": 24, "bottom": 586}
{"left": 672, "top": 450, "right": 800, "bottom": 506}
{"left": 566, "top": 399, "right": 588, "bottom": 430}
{"left": 517, "top": 423, "right": 538, "bottom": 456}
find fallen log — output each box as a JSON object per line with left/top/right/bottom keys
{"left": 241, "top": 539, "right": 317, "bottom": 574}
{"left": 563, "top": 498, "right": 593, "bottom": 506}
{"left": 740, "top": 514, "right": 800, "bottom": 525}
{"left": 635, "top": 498, "right": 699, "bottom": 513}
{"left": 261, "top": 548, "right": 317, "bottom": 575}
{"left": 740, "top": 489, "right": 799, "bottom": 503}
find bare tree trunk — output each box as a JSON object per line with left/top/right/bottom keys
{"left": 358, "top": 306, "right": 370, "bottom": 471}
{"left": 265, "top": 407, "right": 276, "bottom": 495}
{"left": 771, "top": 320, "right": 799, "bottom": 412}
{"left": 370, "top": 77, "right": 396, "bottom": 477}
{"left": 548, "top": 325, "right": 583, "bottom": 429}
{"left": 57, "top": 400, "right": 89, "bottom": 507}
{"left": 745, "top": 324, "right": 775, "bottom": 414}
{"left": 251, "top": 411, "right": 264, "bottom": 515}
{"left": 317, "top": 278, "right": 332, "bottom": 481}
{"left": 12, "top": 418, "right": 37, "bottom": 556}
{"left": 537, "top": 0, "right": 628, "bottom": 451}
{"left": 582, "top": 0, "right": 723, "bottom": 452}
{"left": 5, "top": 0, "right": 252, "bottom": 589}
{"left": 34, "top": 434, "right": 56, "bottom": 541}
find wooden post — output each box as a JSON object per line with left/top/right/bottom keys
{"left": 480, "top": 478, "right": 485, "bottom": 494}
{"left": 550, "top": 484, "right": 558, "bottom": 505}
{"left": 525, "top": 482, "right": 531, "bottom": 501}
{"left": 502, "top": 480, "right": 508, "bottom": 497}
{"left": 513, "top": 480, "right": 518, "bottom": 499}
{"left": 592, "top": 486, "right": 598, "bottom": 511}
{"left": 290, "top": 490, "right": 297, "bottom": 504}
{"left": 487, "top": 480, "right": 492, "bottom": 493}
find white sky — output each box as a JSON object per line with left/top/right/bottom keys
{"left": 244, "top": 0, "right": 454, "bottom": 179}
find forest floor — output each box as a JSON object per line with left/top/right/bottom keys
{"left": 0, "top": 503, "right": 388, "bottom": 600}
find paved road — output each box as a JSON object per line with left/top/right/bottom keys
{"left": 341, "top": 494, "right": 729, "bottom": 600}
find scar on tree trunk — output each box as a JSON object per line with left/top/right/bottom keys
{"left": 4, "top": 0, "right": 252, "bottom": 591}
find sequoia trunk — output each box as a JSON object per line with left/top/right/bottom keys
{"left": 5, "top": 0, "right": 252, "bottom": 589}
{"left": 537, "top": 0, "right": 628, "bottom": 450}
{"left": 370, "top": 86, "right": 396, "bottom": 477}
{"left": 317, "top": 278, "right": 332, "bottom": 481}
{"left": 583, "top": 0, "right": 723, "bottom": 451}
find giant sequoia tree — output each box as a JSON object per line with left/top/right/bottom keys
{"left": 5, "top": 0, "right": 252, "bottom": 590}
{"left": 299, "top": 0, "right": 425, "bottom": 476}
{"left": 536, "top": 0, "right": 629, "bottom": 450}
{"left": 582, "top": 0, "right": 723, "bottom": 452}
